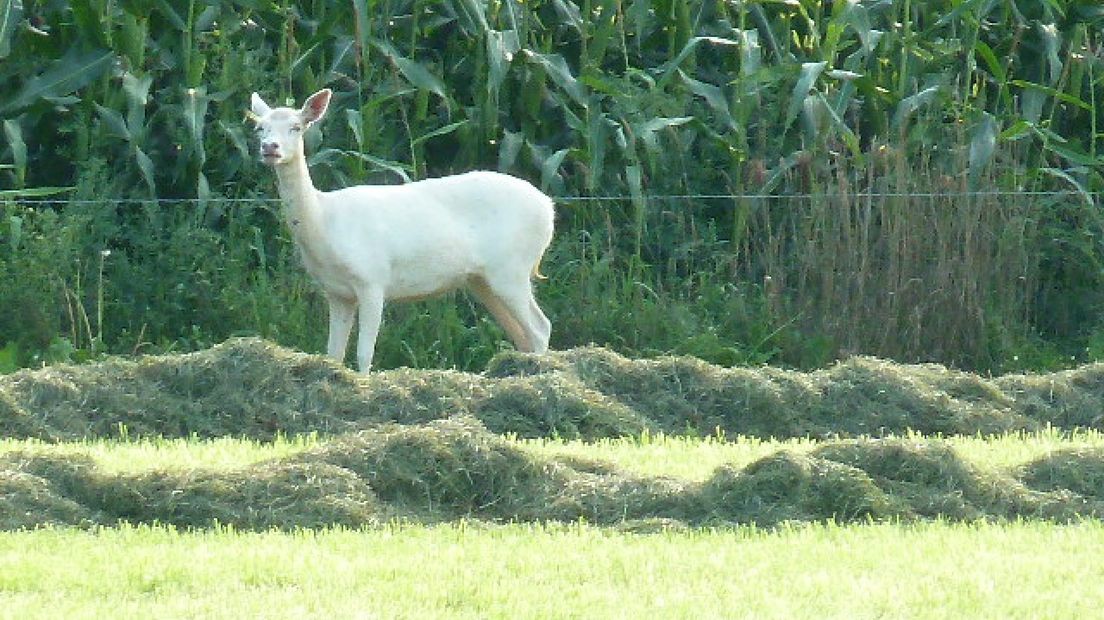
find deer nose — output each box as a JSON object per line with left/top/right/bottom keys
{"left": 261, "top": 142, "right": 280, "bottom": 155}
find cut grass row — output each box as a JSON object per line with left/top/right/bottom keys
{"left": 9, "top": 339, "right": 1104, "bottom": 444}
{"left": 1, "top": 521, "right": 1101, "bottom": 620}
{"left": 4, "top": 342, "right": 1103, "bottom": 529}
{"left": 4, "top": 426, "right": 1102, "bottom": 530}
{"left": 4, "top": 428, "right": 1102, "bottom": 481}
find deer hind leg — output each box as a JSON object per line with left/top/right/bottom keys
{"left": 472, "top": 272, "right": 549, "bottom": 354}
{"left": 470, "top": 277, "right": 532, "bottom": 352}
{"left": 527, "top": 296, "right": 551, "bottom": 353}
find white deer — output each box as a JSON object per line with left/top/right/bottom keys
{"left": 249, "top": 88, "right": 554, "bottom": 372}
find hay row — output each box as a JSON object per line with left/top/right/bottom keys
{"left": 3, "top": 417, "right": 1102, "bottom": 531}
{"left": 2, "top": 338, "right": 1103, "bottom": 442}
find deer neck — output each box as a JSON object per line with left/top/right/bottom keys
{"left": 272, "top": 153, "right": 325, "bottom": 246}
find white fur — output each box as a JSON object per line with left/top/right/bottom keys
{"left": 250, "top": 89, "right": 554, "bottom": 372}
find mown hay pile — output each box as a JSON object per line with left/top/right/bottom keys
{"left": 2, "top": 418, "right": 1101, "bottom": 531}
{"left": 2, "top": 338, "right": 1103, "bottom": 530}
{"left": 4, "top": 337, "right": 1104, "bottom": 442}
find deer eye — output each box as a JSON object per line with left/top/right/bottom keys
{"left": 290, "top": 125, "right": 302, "bottom": 133}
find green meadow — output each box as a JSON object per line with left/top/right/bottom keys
{"left": 2, "top": 340, "right": 1103, "bottom": 617}
{"left": 2, "top": 521, "right": 1101, "bottom": 619}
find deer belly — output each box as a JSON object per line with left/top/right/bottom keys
{"left": 299, "top": 250, "right": 358, "bottom": 300}
{"left": 386, "top": 269, "right": 467, "bottom": 301}
{"left": 385, "top": 253, "right": 473, "bottom": 301}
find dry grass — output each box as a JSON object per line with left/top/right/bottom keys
{"left": 2, "top": 418, "right": 1100, "bottom": 531}
{"left": 3, "top": 338, "right": 1104, "bottom": 443}
{"left": 2, "top": 338, "right": 1103, "bottom": 530}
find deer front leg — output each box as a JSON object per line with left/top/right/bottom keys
{"left": 356, "top": 287, "right": 385, "bottom": 372}
{"left": 326, "top": 294, "right": 357, "bottom": 364}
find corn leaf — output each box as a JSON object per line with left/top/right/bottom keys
{"left": 657, "top": 36, "right": 739, "bottom": 87}
{"left": 122, "top": 73, "right": 153, "bottom": 108}
{"left": 737, "top": 29, "right": 761, "bottom": 76}
{"left": 627, "top": 0, "right": 651, "bottom": 42}
{"left": 70, "top": 0, "right": 110, "bottom": 48}
{"left": 345, "top": 109, "right": 365, "bottom": 151}
{"left": 372, "top": 40, "right": 451, "bottom": 105}
{"left": 350, "top": 0, "right": 371, "bottom": 76}
{"left": 625, "top": 163, "right": 644, "bottom": 209}
{"left": 523, "top": 50, "right": 588, "bottom": 108}
{"left": 816, "top": 92, "right": 862, "bottom": 161}
{"left": 134, "top": 147, "right": 157, "bottom": 196}
{"left": 411, "top": 120, "right": 469, "bottom": 148}
{"left": 0, "top": 0, "right": 22, "bottom": 59}
{"left": 785, "top": 62, "right": 827, "bottom": 132}
{"left": 678, "top": 70, "right": 735, "bottom": 130}
{"left": 1010, "top": 80, "right": 1092, "bottom": 111}
{"left": 539, "top": 148, "right": 570, "bottom": 193}
{"left": 1043, "top": 140, "right": 1099, "bottom": 168}
{"left": 94, "top": 103, "right": 132, "bottom": 141}
{"left": 2, "top": 119, "right": 26, "bottom": 185}
{"left": 153, "top": 0, "right": 186, "bottom": 31}
{"left": 1, "top": 48, "right": 114, "bottom": 113}
{"left": 760, "top": 151, "right": 802, "bottom": 194}
{"left": 973, "top": 41, "right": 1006, "bottom": 85}
{"left": 184, "top": 86, "right": 209, "bottom": 166}
{"left": 219, "top": 120, "right": 250, "bottom": 161}
{"left": 968, "top": 112, "right": 998, "bottom": 187}
{"left": 891, "top": 86, "right": 941, "bottom": 131}
{"left": 496, "top": 130, "right": 524, "bottom": 172}
{"left": 314, "top": 148, "right": 413, "bottom": 183}
{"left": 197, "top": 172, "right": 210, "bottom": 212}
{"left": 1038, "top": 23, "right": 1063, "bottom": 86}
{"left": 0, "top": 186, "right": 72, "bottom": 198}
{"left": 849, "top": 5, "right": 882, "bottom": 56}
{"left": 552, "top": 0, "right": 583, "bottom": 34}
{"left": 1040, "top": 167, "right": 1094, "bottom": 207}
{"left": 486, "top": 29, "right": 520, "bottom": 92}
{"left": 456, "top": 0, "right": 489, "bottom": 33}
{"left": 123, "top": 72, "right": 152, "bottom": 143}
{"left": 999, "top": 119, "right": 1034, "bottom": 141}
{"left": 584, "top": 110, "right": 614, "bottom": 193}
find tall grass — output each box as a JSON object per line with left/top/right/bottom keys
{"left": 1, "top": 1, "right": 1102, "bottom": 371}
{"left": 0, "top": 185, "right": 1089, "bottom": 373}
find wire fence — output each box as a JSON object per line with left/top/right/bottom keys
{"left": 5, "top": 190, "right": 1102, "bottom": 207}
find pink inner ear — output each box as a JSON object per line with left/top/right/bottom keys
{"left": 304, "top": 91, "right": 331, "bottom": 122}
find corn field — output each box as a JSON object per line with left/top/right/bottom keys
{"left": 1, "top": 0, "right": 1103, "bottom": 372}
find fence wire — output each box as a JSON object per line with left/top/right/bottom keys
{"left": 5, "top": 190, "right": 1102, "bottom": 207}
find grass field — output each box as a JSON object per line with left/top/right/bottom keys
{"left": 1, "top": 521, "right": 1101, "bottom": 619}
{"left": 1, "top": 429, "right": 1102, "bottom": 618}
{"left": 2, "top": 340, "right": 1103, "bottom": 617}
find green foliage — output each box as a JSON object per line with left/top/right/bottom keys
{"left": 3, "top": 0, "right": 1101, "bottom": 197}
{"left": 1, "top": 1, "right": 1103, "bottom": 371}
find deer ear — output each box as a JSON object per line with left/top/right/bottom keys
{"left": 250, "top": 92, "right": 272, "bottom": 118}
{"left": 301, "top": 89, "right": 332, "bottom": 124}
